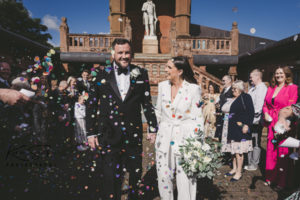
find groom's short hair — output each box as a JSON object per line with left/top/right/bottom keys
{"left": 112, "top": 38, "right": 132, "bottom": 50}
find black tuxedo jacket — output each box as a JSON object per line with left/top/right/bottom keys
{"left": 0, "top": 80, "right": 10, "bottom": 89}
{"left": 215, "top": 86, "right": 234, "bottom": 138}
{"left": 219, "top": 86, "right": 234, "bottom": 108}
{"left": 86, "top": 64, "right": 158, "bottom": 155}
{"left": 76, "top": 78, "right": 91, "bottom": 94}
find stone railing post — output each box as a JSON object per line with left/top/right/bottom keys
{"left": 60, "top": 17, "right": 69, "bottom": 52}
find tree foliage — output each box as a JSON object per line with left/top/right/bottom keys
{"left": 0, "top": 1, "right": 52, "bottom": 46}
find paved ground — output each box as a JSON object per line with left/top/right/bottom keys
{"left": 127, "top": 129, "right": 298, "bottom": 200}
{"left": 1, "top": 128, "right": 298, "bottom": 200}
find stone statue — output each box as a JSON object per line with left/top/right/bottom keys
{"left": 142, "top": 0, "right": 157, "bottom": 37}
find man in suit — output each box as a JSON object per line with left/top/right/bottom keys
{"left": 245, "top": 69, "right": 267, "bottom": 171}
{"left": 76, "top": 69, "right": 90, "bottom": 94}
{"left": 0, "top": 62, "right": 11, "bottom": 88}
{"left": 215, "top": 75, "right": 234, "bottom": 141}
{"left": 86, "top": 38, "right": 158, "bottom": 200}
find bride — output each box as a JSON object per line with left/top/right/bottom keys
{"left": 155, "top": 56, "right": 204, "bottom": 200}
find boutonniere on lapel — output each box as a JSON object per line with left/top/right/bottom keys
{"left": 130, "top": 68, "right": 141, "bottom": 79}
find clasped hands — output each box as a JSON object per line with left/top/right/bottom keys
{"left": 87, "top": 133, "right": 156, "bottom": 150}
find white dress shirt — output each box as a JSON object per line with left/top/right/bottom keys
{"left": 248, "top": 82, "right": 268, "bottom": 124}
{"left": 114, "top": 63, "right": 130, "bottom": 101}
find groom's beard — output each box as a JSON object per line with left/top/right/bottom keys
{"left": 114, "top": 58, "right": 131, "bottom": 69}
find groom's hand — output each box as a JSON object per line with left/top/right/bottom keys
{"left": 147, "top": 133, "right": 156, "bottom": 144}
{"left": 88, "top": 136, "right": 99, "bottom": 150}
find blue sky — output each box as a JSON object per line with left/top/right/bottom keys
{"left": 23, "top": 0, "right": 300, "bottom": 47}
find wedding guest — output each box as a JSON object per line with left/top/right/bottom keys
{"left": 244, "top": 69, "right": 268, "bottom": 171}
{"left": 155, "top": 56, "right": 204, "bottom": 200}
{"left": 56, "top": 80, "right": 72, "bottom": 144}
{"left": 215, "top": 75, "right": 234, "bottom": 141}
{"left": 50, "top": 79, "right": 58, "bottom": 92}
{"left": 222, "top": 80, "right": 254, "bottom": 182}
{"left": 66, "top": 76, "right": 78, "bottom": 143}
{"left": 263, "top": 66, "right": 298, "bottom": 189}
{"left": 32, "top": 75, "right": 49, "bottom": 143}
{"left": 0, "top": 62, "right": 11, "bottom": 88}
{"left": 77, "top": 69, "right": 90, "bottom": 94}
{"left": 67, "top": 76, "right": 78, "bottom": 98}
{"left": 203, "top": 83, "right": 219, "bottom": 138}
{"left": 74, "top": 95, "right": 88, "bottom": 151}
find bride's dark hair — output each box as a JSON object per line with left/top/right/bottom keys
{"left": 171, "top": 56, "right": 197, "bottom": 84}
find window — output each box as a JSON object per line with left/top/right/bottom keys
{"left": 89, "top": 38, "right": 94, "bottom": 47}
{"left": 202, "top": 40, "right": 206, "bottom": 49}
{"left": 95, "top": 38, "right": 99, "bottom": 47}
{"left": 221, "top": 41, "right": 224, "bottom": 49}
{"left": 69, "top": 37, "right": 73, "bottom": 46}
{"left": 226, "top": 41, "right": 230, "bottom": 49}
{"left": 100, "top": 38, "right": 103, "bottom": 47}
{"left": 193, "top": 40, "right": 196, "bottom": 49}
{"left": 160, "top": 65, "right": 166, "bottom": 75}
{"left": 74, "top": 37, "right": 78, "bottom": 46}
{"left": 216, "top": 41, "right": 220, "bottom": 49}
{"left": 79, "top": 38, "right": 83, "bottom": 46}
{"left": 105, "top": 38, "right": 109, "bottom": 47}
{"left": 152, "top": 65, "right": 157, "bottom": 75}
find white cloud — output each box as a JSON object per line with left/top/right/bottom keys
{"left": 42, "top": 15, "right": 60, "bottom": 31}
{"left": 98, "top": 32, "right": 110, "bottom": 34}
{"left": 83, "top": 31, "right": 88, "bottom": 34}
{"left": 28, "top": 10, "right": 33, "bottom": 18}
{"left": 48, "top": 40, "right": 60, "bottom": 47}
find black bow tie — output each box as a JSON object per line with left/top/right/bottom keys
{"left": 117, "top": 67, "right": 128, "bottom": 75}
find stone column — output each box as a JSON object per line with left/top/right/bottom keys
{"left": 230, "top": 21, "right": 239, "bottom": 56}
{"left": 109, "top": 0, "right": 125, "bottom": 35}
{"left": 60, "top": 17, "right": 69, "bottom": 52}
{"left": 229, "top": 22, "right": 239, "bottom": 80}
{"left": 175, "top": 0, "right": 191, "bottom": 37}
{"left": 228, "top": 66, "right": 237, "bottom": 81}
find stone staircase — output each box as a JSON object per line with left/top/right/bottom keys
{"left": 132, "top": 54, "right": 223, "bottom": 96}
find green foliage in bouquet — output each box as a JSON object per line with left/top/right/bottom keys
{"left": 179, "top": 132, "right": 223, "bottom": 179}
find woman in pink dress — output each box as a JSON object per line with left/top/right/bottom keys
{"left": 263, "top": 66, "right": 298, "bottom": 189}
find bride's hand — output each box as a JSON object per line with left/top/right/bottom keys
{"left": 88, "top": 136, "right": 99, "bottom": 150}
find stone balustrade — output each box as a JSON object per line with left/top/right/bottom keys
{"left": 132, "top": 58, "right": 223, "bottom": 96}
{"left": 193, "top": 66, "right": 223, "bottom": 92}
{"left": 68, "top": 34, "right": 118, "bottom": 52}
{"left": 175, "top": 38, "right": 232, "bottom": 56}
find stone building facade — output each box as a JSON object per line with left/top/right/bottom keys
{"left": 60, "top": 0, "right": 276, "bottom": 94}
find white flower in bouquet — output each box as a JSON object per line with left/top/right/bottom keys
{"left": 201, "top": 143, "right": 211, "bottom": 151}
{"left": 179, "top": 129, "right": 223, "bottom": 179}
{"left": 203, "top": 156, "right": 212, "bottom": 163}
{"left": 193, "top": 140, "right": 202, "bottom": 149}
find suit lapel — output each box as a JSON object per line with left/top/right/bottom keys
{"left": 171, "top": 80, "right": 188, "bottom": 112}
{"left": 107, "top": 67, "right": 122, "bottom": 101}
{"left": 124, "top": 65, "right": 137, "bottom": 102}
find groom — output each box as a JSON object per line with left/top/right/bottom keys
{"left": 86, "top": 38, "right": 158, "bottom": 200}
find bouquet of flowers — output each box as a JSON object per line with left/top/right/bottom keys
{"left": 179, "top": 131, "right": 223, "bottom": 179}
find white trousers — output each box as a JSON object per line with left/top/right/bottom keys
{"left": 156, "top": 148, "right": 196, "bottom": 200}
